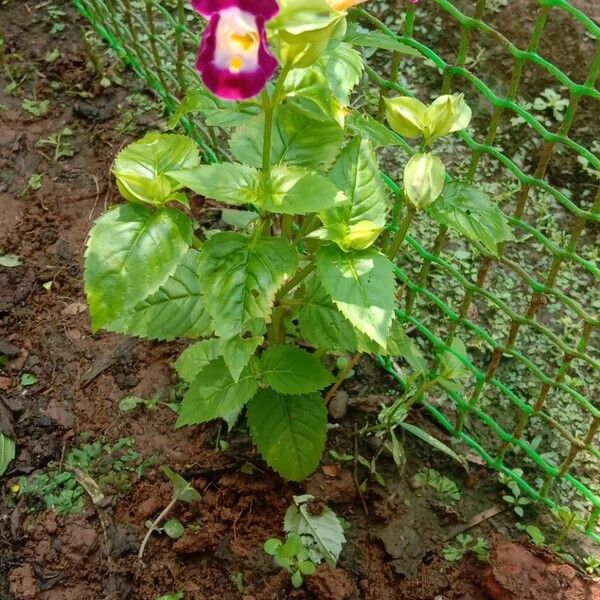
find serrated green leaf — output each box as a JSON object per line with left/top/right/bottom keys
{"left": 177, "top": 358, "right": 258, "bottom": 426}
{"left": 167, "top": 163, "right": 260, "bottom": 206}
{"left": 167, "top": 88, "right": 226, "bottom": 129}
{"left": 283, "top": 67, "right": 345, "bottom": 126}
{"left": 345, "top": 30, "right": 420, "bottom": 55}
{"left": 263, "top": 166, "right": 347, "bottom": 215}
{"left": 85, "top": 203, "right": 193, "bottom": 331}
{"left": 284, "top": 494, "right": 346, "bottom": 565}
{"left": 319, "top": 42, "right": 364, "bottom": 105}
{"left": 230, "top": 104, "right": 344, "bottom": 170}
{"left": 347, "top": 113, "right": 403, "bottom": 148}
{"left": 119, "top": 396, "right": 145, "bottom": 412}
{"left": 113, "top": 133, "right": 199, "bottom": 205}
{"left": 260, "top": 346, "right": 334, "bottom": 394}
{"left": 316, "top": 246, "right": 395, "bottom": 347}
{"left": 325, "top": 137, "right": 389, "bottom": 229}
{"left": 222, "top": 335, "right": 263, "bottom": 382}
{"left": 440, "top": 337, "right": 469, "bottom": 381}
{"left": 428, "top": 182, "right": 514, "bottom": 255}
{"left": 298, "top": 277, "right": 362, "bottom": 352}
{"left": 0, "top": 433, "right": 16, "bottom": 476}
{"left": 198, "top": 232, "right": 298, "bottom": 338}
{"left": 160, "top": 465, "right": 201, "bottom": 502}
{"left": 105, "top": 249, "right": 211, "bottom": 341}
{"left": 175, "top": 338, "right": 223, "bottom": 383}
{"left": 247, "top": 391, "right": 326, "bottom": 481}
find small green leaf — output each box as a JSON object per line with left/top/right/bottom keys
{"left": 221, "top": 209, "right": 259, "bottom": 229}
{"left": 175, "top": 339, "right": 223, "bottom": 384}
{"left": 299, "top": 560, "right": 316, "bottom": 576}
{"left": 119, "top": 396, "right": 145, "bottom": 412}
{"left": 429, "top": 182, "right": 514, "bottom": 255}
{"left": 0, "top": 433, "right": 16, "bottom": 476}
{"left": 160, "top": 465, "right": 201, "bottom": 503}
{"left": 291, "top": 570, "right": 303, "bottom": 589}
{"left": 264, "top": 538, "right": 283, "bottom": 556}
{"left": 319, "top": 42, "right": 364, "bottom": 105}
{"left": 198, "top": 232, "right": 298, "bottom": 338}
{"left": 167, "top": 88, "right": 226, "bottom": 129}
{"left": 163, "top": 519, "right": 185, "bottom": 539}
{"left": 347, "top": 112, "right": 403, "bottom": 148}
{"left": 399, "top": 422, "right": 462, "bottom": 464}
{"left": 345, "top": 29, "right": 420, "bottom": 55}
{"left": 84, "top": 203, "right": 193, "bottom": 331}
{"left": 177, "top": 358, "right": 258, "bottom": 426}
{"left": 0, "top": 254, "right": 22, "bottom": 268}
{"left": 284, "top": 494, "right": 346, "bottom": 565}
{"left": 168, "top": 163, "right": 260, "bottom": 206}
{"left": 20, "top": 373, "right": 38, "bottom": 387}
{"left": 113, "top": 133, "right": 199, "bottom": 206}
{"left": 247, "top": 391, "right": 327, "bottom": 481}
{"left": 281, "top": 533, "right": 304, "bottom": 558}
{"left": 316, "top": 246, "right": 396, "bottom": 348}
{"left": 260, "top": 346, "right": 334, "bottom": 394}
{"left": 440, "top": 338, "right": 469, "bottom": 381}
{"left": 22, "top": 99, "right": 50, "bottom": 117}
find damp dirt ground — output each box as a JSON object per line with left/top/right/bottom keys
{"left": 1, "top": 1, "right": 599, "bottom": 599}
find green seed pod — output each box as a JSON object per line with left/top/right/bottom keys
{"left": 403, "top": 152, "right": 446, "bottom": 210}
{"left": 384, "top": 96, "right": 428, "bottom": 138}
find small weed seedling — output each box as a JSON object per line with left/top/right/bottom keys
{"left": 230, "top": 572, "right": 245, "bottom": 593}
{"left": 498, "top": 470, "right": 532, "bottom": 518}
{"left": 138, "top": 466, "right": 201, "bottom": 561}
{"left": 16, "top": 471, "right": 85, "bottom": 514}
{"left": 264, "top": 535, "right": 317, "bottom": 589}
{"left": 551, "top": 505, "right": 585, "bottom": 552}
{"left": 523, "top": 524, "right": 546, "bottom": 546}
{"left": 22, "top": 99, "right": 50, "bottom": 117}
{"left": 583, "top": 555, "right": 600, "bottom": 576}
{"left": 36, "top": 128, "right": 75, "bottom": 161}
{"left": 413, "top": 468, "right": 461, "bottom": 504}
{"left": 265, "top": 494, "right": 345, "bottom": 588}
{"left": 156, "top": 593, "right": 184, "bottom": 600}
{"left": 444, "top": 534, "right": 489, "bottom": 563}
{"left": 119, "top": 391, "right": 179, "bottom": 414}
{"left": 21, "top": 173, "right": 43, "bottom": 197}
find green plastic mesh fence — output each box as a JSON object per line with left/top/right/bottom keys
{"left": 72, "top": 0, "right": 600, "bottom": 541}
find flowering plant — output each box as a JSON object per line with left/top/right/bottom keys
{"left": 84, "top": 0, "right": 512, "bottom": 481}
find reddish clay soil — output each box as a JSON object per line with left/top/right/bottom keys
{"left": 1, "top": 2, "right": 599, "bottom": 600}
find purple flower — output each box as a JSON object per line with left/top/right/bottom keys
{"left": 192, "top": 0, "right": 279, "bottom": 101}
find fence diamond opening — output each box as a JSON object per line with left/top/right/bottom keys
{"left": 72, "top": 0, "right": 600, "bottom": 541}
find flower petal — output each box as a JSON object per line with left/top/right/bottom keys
{"left": 191, "top": 0, "right": 279, "bottom": 19}
{"left": 196, "top": 13, "right": 278, "bottom": 100}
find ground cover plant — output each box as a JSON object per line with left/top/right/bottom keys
{"left": 82, "top": 0, "right": 513, "bottom": 484}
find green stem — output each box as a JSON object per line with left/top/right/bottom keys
{"left": 386, "top": 206, "right": 416, "bottom": 261}
{"left": 276, "top": 263, "right": 316, "bottom": 301}
{"left": 261, "top": 89, "right": 274, "bottom": 177}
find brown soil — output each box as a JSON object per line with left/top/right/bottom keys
{"left": 1, "top": 2, "right": 599, "bottom": 600}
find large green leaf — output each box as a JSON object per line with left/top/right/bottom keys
{"left": 229, "top": 104, "right": 344, "bottom": 170}
{"left": 198, "top": 232, "right": 299, "bottom": 338}
{"left": 316, "top": 245, "right": 396, "bottom": 348}
{"left": 319, "top": 42, "right": 363, "bottom": 105}
{"left": 105, "top": 249, "right": 211, "bottom": 341}
{"left": 113, "top": 133, "right": 198, "bottom": 205}
{"left": 0, "top": 433, "right": 15, "bottom": 476}
{"left": 284, "top": 494, "right": 346, "bottom": 565}
{"left": 176, "top": 357, "right": 258, "bottom": 426}
{"left": 222, "top": 335, "right": 263, "bottom": 382}
{"left": 168, "top": 163, "right": 260, "bottom": 206}
{"left": 263, "top": 166, "right": 347, "bottom": 215}
{"left": 247, "top": 390, "right": 327, "bottom": 481}
{"left": 260, "top": 345, "right": 334, "bottom": 394}
{"left": 428, "top": 181, "right": 514, "bottom": 255}
{"left": 175, "top": 338, "right": 223, "bottom": 383}
{"left": 324, "top": 137, "right": 389, "bottom": 229}
{"left": 85, "top": 203, "right": 193, "bottom": 331}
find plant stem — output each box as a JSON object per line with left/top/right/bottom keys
{"left": 138, "top": 495, "right": 177, "bottom": 561}
{"left": 386, "top": 206, "right": 416, "bottom": 261}
{"left": 276, "top": 263, "right": 316, "bottom": 301}
{"left": 325, "top": 354, "right": 362, "bottom": 403}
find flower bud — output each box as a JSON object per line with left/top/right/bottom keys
{"left": 384, "top": 96, "right": 427, "bottom": 138}
{"left": 425, "top": 94, "right": 472, "bottom": 140}
{"left": 344, "top": 220, "right": 383, "bottom": 250}
{"left": 403, "top": 153, "right": 446, "bottom": 210}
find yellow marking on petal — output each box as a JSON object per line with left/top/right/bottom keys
{"left": 230, "top": 56, "right": 245, "bottom": 73}
{"left": 229, "top": 31, "right": 258, "bottom": 52}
